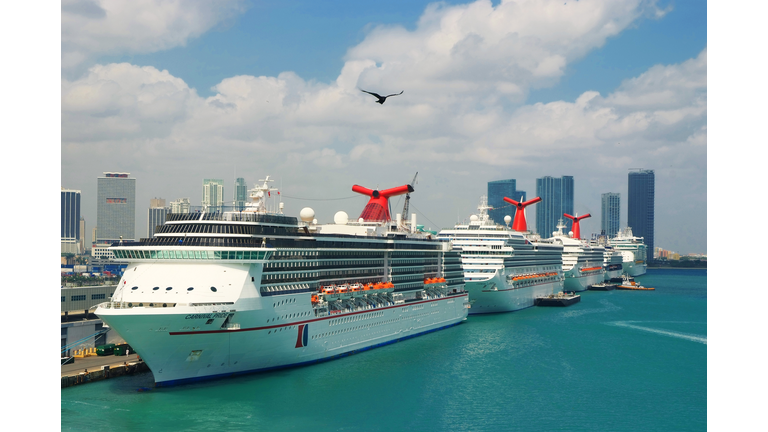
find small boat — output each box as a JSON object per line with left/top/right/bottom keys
{"left": 616, "top": 275, "right": 654, "bottom": 290}
{"left": 589, "top": 282, "right": 616, "bottom": 291}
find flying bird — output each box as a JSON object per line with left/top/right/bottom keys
{"left": 359, "top": 89, "right": 404, "bottom": 104}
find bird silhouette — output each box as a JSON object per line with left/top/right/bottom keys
{"left": 359, "top": 89, "right": 404, "bottom": 104}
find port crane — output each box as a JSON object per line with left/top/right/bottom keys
{"left": 401, "top": 172, "right": 418, "bottom": 228}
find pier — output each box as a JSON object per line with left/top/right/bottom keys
{"left": 61, "top": 353, "right": 149, "bottom": 388}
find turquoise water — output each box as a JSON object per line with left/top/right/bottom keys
{"left": 61, "top": 269, "right": 706, "bottom": 431}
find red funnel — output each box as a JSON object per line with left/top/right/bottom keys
{"left": 352, "top": 184, "right": 414, "bottom": 221}
{"left": 503, "top": 196, "right": 542, "bottom": 231}
{"left": 563, "top": 213, "right": 591, "bottom": 239}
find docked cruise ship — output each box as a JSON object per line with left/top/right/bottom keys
{"left": 610, "top": 227, "right": 648, "bottom": 277}
{"left": 437, "top": 196, "right": 564, "bottom": 314}
{"left": 545, "top": 218, "right": 605, "bottom": 292}
{"left": 95, "top": 178, "right": 469, "bottom": 386}
{"left": 589, "top": 234, "right": 624, "bottom": 282}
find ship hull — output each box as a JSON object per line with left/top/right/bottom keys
{"left": 623, "top": 261, "right": 647, "bottom": 277}
{"left": 563, "top": 270, "right": 605, "bottom": 292}
{"left": 465, "top": 271, "right": 562, "bottom": 314}
{"left": 97, "top": 293, "right": 468, "bottom": 386}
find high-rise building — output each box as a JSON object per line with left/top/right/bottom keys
{"left": 202, "top": 179, "right": 224, "bottom": 212}
{"left": 170, "top": 198, "right": 191, "bottom": 214}
{"left": 79, "top": 217, "right": 86, "bottom": 254}
{"left": 235, "top": 177, "right": 247, "bottom": 211}
{"left": 535, "top": 175, "right": 574, "bottom": 237}
{"left": 148, "top": 198, "right": 168, "bottom": 238}
{"left": 627, "top": 169, "right": 655, "bottom": 261}
{"left": 61, "top": 188, "right": 81, "bottom": 254}
{"left": 601, "top": 192, "right": 621, "bottom": 239}
{"left": 487, "top": 179, "right": 526, "bottom": 226}
{"left": 96, "top": 172, "right": 136, "bottom": 244}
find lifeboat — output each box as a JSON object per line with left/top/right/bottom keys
{"left": 438, "top": 277, "right": 445, "bottom": 283}
{"left": 311, "top": 295, "right": 319, "bottom": 303}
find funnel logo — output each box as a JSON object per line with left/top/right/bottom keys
{"left": 295, "top": 324, "right": 309, "bottom": 348}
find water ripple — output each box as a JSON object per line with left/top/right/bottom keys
{"left": 609, "top": 321, "right": 707, "bottom": 344}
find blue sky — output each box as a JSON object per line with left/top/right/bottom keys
{"left": 58, "top": 0, "right": 708, "bottom": 254}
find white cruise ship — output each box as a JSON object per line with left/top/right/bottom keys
{"left": 544, "top": 219, "right": 605, "bottom": 292}
{"left": 95, "top": 178, "right": 469, "bottom": 386}
{"left": 437, "top": 196, "right": 564, "bottom": 314}
{"left": 610, "top": 227, "right": 648, "bottom": 277}
{"left": 589, "top": 234, "right": 624, "bottom": 282}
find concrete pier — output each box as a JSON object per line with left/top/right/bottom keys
{"left": 61, "top": 353, "right": 150, "bottom": 388}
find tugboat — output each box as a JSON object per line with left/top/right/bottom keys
{"left": 616, "top": 274, "right": 655, "bottom": 291}
{"left": 588, "top": 282, "right": 617, "bottom": 291}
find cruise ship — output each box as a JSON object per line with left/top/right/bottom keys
{"left": 437, "top": 196, "right": 564, "bottom": 314}
{"left": 95, "top": 177, "right": 469, "bottom": 386}
{"left": 545, "top": 217, "right": 605, "bottom": 292}
{"left": 610, "top": 227, "right": 648, "bottom": 277}
{"left": 589, "top": 234, "right": 624, "bottom": 282}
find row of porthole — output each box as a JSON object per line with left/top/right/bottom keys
{"left": 267, "top": 311, "right": 311, "bottom": 323}
{"left": 127, "top": 303, "right": 170, "bottom": 307}
{"left": 130, "top": 286, "right": 218, "bottom": 292}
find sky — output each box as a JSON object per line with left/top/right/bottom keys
{"left": 57, "top": 0, "right": 707, "bottom": 254}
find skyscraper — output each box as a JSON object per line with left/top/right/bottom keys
{"left": 235, "top": 177, "right": 247, "bottom": 211}
{"left": 627, "top": 169, "right": 655, "bottom": 261}
{"left": 535, "top": 175, "right": 574, "bottom": 237}
{"left": 202, "top": 179, "right": 224, "bottom": 212}
{"left": 487, "top": 179, "right": 526, "bottom": 225}
{"left": 170, "top": 198, "right": 191, "bottom": 214}
{"left": 61, "top": 188, "right": 81, "bottom": 254}
{"left": 148, "top": 198, "right": 168, "bottom": 238}
{"left": 601, "top": 192, "right": 621, "bottom": 239}
{"left": 96, "top": 172, "right": 135, "bottom": 244}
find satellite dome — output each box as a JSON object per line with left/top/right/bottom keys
{"left": 358, "top": 218, "right": 364, "bottom": 223}
{"left": 299, "top": 207, "right": 315, "bottom": 222}
{"left": 469, "top": 215, "right": 479, "bottom": 222}
{"left": 504, "top": 215, "right": 512, "bottom": 225}
{"left": 334, "top": 211, "right": 349, "bottom": 225}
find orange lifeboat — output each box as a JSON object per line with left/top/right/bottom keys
{"left": 385, "top": 282, "right": 394, "bottom": 288}
{"left": 438, "top": 277, "right": 445, "bottom": 283}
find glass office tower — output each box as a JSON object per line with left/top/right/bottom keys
{"left": 235, "top": 177, "right": 247, "bottom": 211}
{"left": 487, "top": 179, "right": 526, "bottom": 226}
{"left": 601, "top": 192, "right": 621, "bottom": 239}
{"left": 627, "top": 169, "right": 655, "bottom": 261}
{"left": 535, "top": 176, "right": 573, "bottom": 237}
{"left": 61, "top": 188, "right": 81, "bottom": 253}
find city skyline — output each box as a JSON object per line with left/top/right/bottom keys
{"left": 59, "top": 0, "right": 707, "bottom": 254}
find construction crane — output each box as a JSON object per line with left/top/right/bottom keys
{"left": 401, "top": 172, "right": 418, "bottom": 226}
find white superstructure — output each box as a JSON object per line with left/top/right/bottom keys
{"left": 544, "top": 220, "right": 606, "bottom": 292}
{"left": 610, "top": 227, "right": 648, "bottom": 277}
{"left": 437, "top": 197, "right": 564, "bottom": 314}
{"left": 95, "top": 178, "right": 469, "bottom": 386}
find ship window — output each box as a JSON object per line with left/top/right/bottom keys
{"left": 166, "top": 287, "right": 173, "bottom": 291}
{"left": 187, "top": 287, "right": 194, "bottom": 291}
{"left": 175, "top": 251, "right": 183, "bottom": 259}
{"left": 131, "top": 286, "right": 138, "bottom": 290}
{"left": 211, "top": 287, "right": 217, "bottom": 292}
{"left": 153, "top": 287, "right": 159, "bottom": 291}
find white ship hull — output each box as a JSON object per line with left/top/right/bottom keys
{"left": 98, "top": 291, "right": 468, "bottom": 386}
{"left": 604, "top": 268, "right": 623, "bottom": 281}
{"left": 564, "top": 269, "right": 604, "bottom": 292}
{"left": 623, "top": 261, "right": 647, "bottom": 277}
{"left": 465, "top": 270, "right": 562, "bottom": 314}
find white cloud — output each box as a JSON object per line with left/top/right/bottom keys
{"left": 61, "top": 0, "right": 705, "bottom": 253}
{"left": 62, "top": 0, "right": 246, "bottom": 72}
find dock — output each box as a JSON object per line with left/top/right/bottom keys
{"left": 61, "top": 353, "right": 149, "bottom": 388}
{"left": 535, "top": 292, "right": 580, "bottom": 307}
